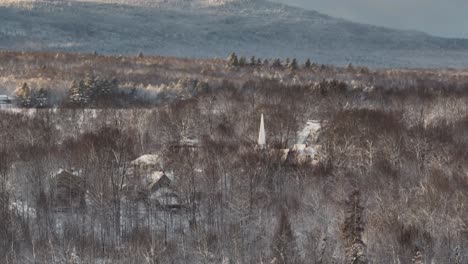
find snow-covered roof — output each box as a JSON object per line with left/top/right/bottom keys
{"left": 53, "top": 169, "right": 79, "bottom": 179}
{"left": 297, "top": 120, "right": 321, "bottom": 144}
{"left": 180, "top": 137, "right": 199, "bottom": 146}
{"left": 148, "top": 171, "right": 165, "bottom": 184}
{"left": 131, "top": 154, "right": 162, "bottom": 166}
{"left": 146, "top": 171, "right": 175, "bottom": 187}
{"left": 292, "top": 144, "right": 306, "bottom": 152}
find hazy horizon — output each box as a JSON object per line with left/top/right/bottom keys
{"left": 271, "top": 0, "right": 468, "bottom": 39}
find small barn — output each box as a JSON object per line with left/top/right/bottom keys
{"left": 52, "top": 170, "right": 84, "bottom": 211}
{"left": 279, "top": 120, "right": 323, "bottom": 166}
{"left": 147, "top": 171, "right": 181, "bottom": 209}
{"left": 128, "top": 155, "right": 181, "bottom": 209}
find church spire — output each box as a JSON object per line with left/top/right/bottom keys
{"left": 258, "top": 113, "right": 266, "bottom": 146}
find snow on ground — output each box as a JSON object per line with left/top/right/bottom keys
{"left": 10, "top": 199, "right": 36, "bottom": 219}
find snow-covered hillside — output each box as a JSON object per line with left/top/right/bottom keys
{"left": 1, "top": 0, "right": 468, "bottom": 68}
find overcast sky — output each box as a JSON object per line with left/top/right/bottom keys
{"left": 270, "top": 0, "right": 468, "bottom": 38}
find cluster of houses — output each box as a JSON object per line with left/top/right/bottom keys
{"left": 52, "top": 154, "right": 181, "bottom": 212}
{"left": 45, "top": 114, "right": 322, "bottom": 213}
{"left": 258, "top": 114, "right": 322, "bottom": 165}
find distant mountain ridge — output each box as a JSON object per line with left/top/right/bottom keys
{"left": 0, "top": 0, "right": 252, "bottom": 8}
{"left": 1, "top": 0, "right": 468, "bottom": 68}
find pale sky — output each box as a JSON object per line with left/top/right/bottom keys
{"left": 270, "top": 0, "right": 468, "bottom": 38}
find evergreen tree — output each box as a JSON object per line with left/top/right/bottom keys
{"left": 35, "top": 88, "right": 50, "bottom": 108}
{"left": 239, "top": 56, "right": 247, "bottom": 67}
{"left": 227, "top": 52, "right": 238, "bottom": 66}
{"left": 272, "top": 58, "right": 282, "bottom": 68}
{"left": 250, "top": 56, "right": 257, "bottom": 66}
{"left": 342, "top": 190, "right": 368, "bottom": 264}
{"left": 15, "top": 82, "right": 33, "bottom": 108}
{"left": 289, "top": 58, "right": 298, "bottom": 71}
{"left": 271, "top": 209, "right": 301, "bottom": 264}
{"left": 70, "top": 247, "right": 80, "bottom": 264}
{"left": 83, "top": 73, "right": 98, "bottom": 103}
{"left": 263, "top": 59, "right": 270, "bottom": 66}
{"left": 68, "top": 80, "right": 85, "bottom": 106}
{"left": 137, "top": 51, "right": 144, "bottom": 59}
{"left": 304, "top": 59, "right": 312, "bottom": 69}
{"left": 94, "top": 78, "right": 118, "bottom": 105}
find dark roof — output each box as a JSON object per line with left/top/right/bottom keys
{"left": 54, "top": 170, "right": 82, "bottom": 190}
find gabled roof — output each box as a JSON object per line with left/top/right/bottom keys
{"left": 297, "top": 120, "right": 321, "bottom": 144}
{"left": 131, "top": 154, "right": 162, "bottom": 166}
{"left": 53, "top": 170, "right": 82, "bottom": 190}
{"left": 147, "top": 171, "right": 175, "bottom": 191}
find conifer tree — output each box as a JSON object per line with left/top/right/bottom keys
{"left": 271, "top": 209, "right": 301, "bottom": 264}
{"left": 289, "top": 58, "right": 298, "bottom": 71}
{"left": 68, "top": 80, "right": 85, "bottom": 106}
{"left": 239, "top": 56, "right": 247, "bottom": 67}
{"left": 250, "top": 56, "right": 257, "bottom": 66}
{"left": 94, "top": 78, "right": 118, "bottom": 105}
{"left": 83, "top": 73, "right": 98, "bottom": 104}
{"left": 227, "top": 52, "right": 238, "bottom": 66}
{"left": 304, "top": 59, "right": 312, "bottom": 69}
{"left": 35, "top": 88, "right": 50, "bottom": 108}
{"left": 15, "top": 82, "right": 33, "bottom": 108}
{"left": 342, "top": 190, "right": 368, "bottom": 264}
{"left": 272, "top": 58, "right": 282, "bottom": 68}
{"left": 70, "top": 247, "right": 80, "bottom": 264}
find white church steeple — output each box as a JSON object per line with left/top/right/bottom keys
{"left": 258, "top": 113, "right": 266, "bottom": 146}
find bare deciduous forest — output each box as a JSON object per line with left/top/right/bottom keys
{"left": 1, "top": 51, "right": 468, "bottom": 263}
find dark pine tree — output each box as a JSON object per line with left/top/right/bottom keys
{"left": 342, "top": 190, "right": 368, "bottom": 264}
{"left": 271, "top": 209, "right": 301, "bottom": 264}
{"left": 35, "top": 88, "right": 50, "bottom": 108}
{"left": 304, "top": 59, "right": 312, "bottom": 69}
{"left": 272, "top": 58, "right": 282, "bottom": 68}
{"left": 289, "top": 58, "right": 298, "bottom": 71}
{"left": 239, "top": 56, "right": 247, "bottom": 67}
{"left": 68, "top": 80, "right": 84, "bottom": 106}
{"left": 227, "top": 52, "right": 238, "bottom": 66}
{"left": 15, "top": 82, "right": 33, "bottom": 108}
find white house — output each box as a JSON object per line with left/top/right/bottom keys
{"left": 282, "top": 120, "right": 323, "bottom": 165}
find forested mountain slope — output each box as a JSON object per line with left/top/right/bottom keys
{"left": 1, "top": 0, "right": 468, "bottom": 68}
